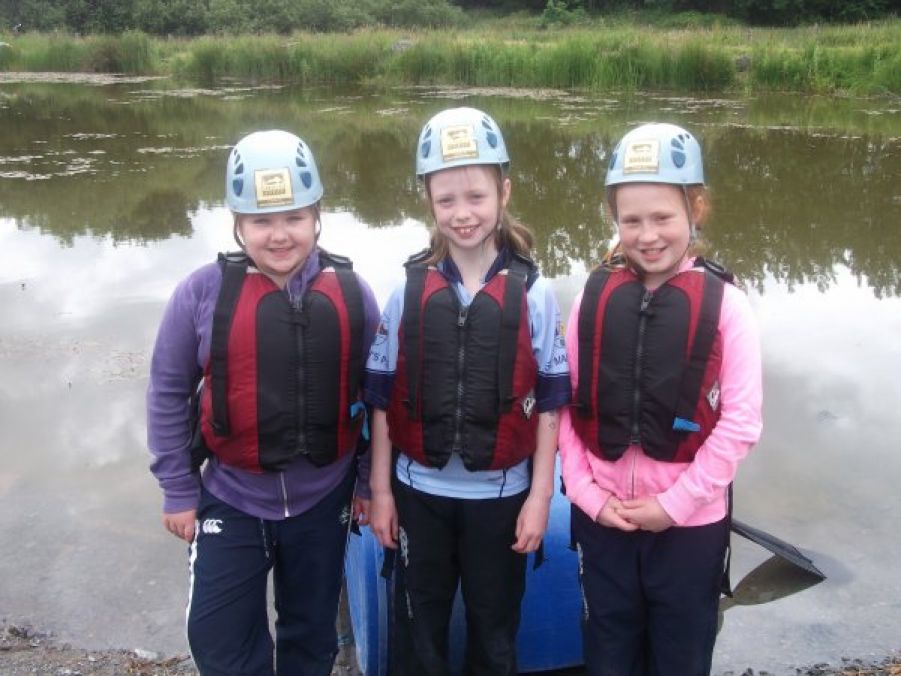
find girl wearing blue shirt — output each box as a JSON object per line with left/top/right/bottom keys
{"left": 365, "top": 107, "right": 570, "bottom": 675}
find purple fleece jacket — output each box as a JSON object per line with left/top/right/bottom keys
{"left": 147, "top": 248, "right": 379, "bottom": 520}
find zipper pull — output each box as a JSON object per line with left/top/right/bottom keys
{"left": 639, "top": 290, "right": 653, "bottom": 314}
{"left": 457, "top": 306, "right": 468, "bottom": 327}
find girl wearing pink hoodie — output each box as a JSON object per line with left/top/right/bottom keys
{"left": 559, "top": 123, "right": 763, "bottom": 676}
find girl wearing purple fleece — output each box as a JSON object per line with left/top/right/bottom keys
{"left": 147, "top": 130, "right": 378, "bottom": 676}
{"left": 559, "top": 123, "right": 763, "bottom": 675}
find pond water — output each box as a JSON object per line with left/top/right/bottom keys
{"left": 0, "top": 77, "right": 899, "bottom": 674}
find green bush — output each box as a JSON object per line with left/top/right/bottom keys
{"left": 207, "top": 0, "right": 252, "bottom": 34}
{"left": 0, "top": 40, "right": 15, "bottom": 70}
{"left": 671, "top": 41, "right": 735, "bottom": 89}
{"left": 872, "top": 49, "right": 901, "bottom": 94}
{"left": 19, "top": 35, "right": 88, "bottom": 70}
{"left": 540, "top": 0, "right": 586, "bottom": 28}
{"left": 370, "top": 0, "right": 466, "bottom": 28}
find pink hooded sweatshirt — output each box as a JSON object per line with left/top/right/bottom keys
{"left": 559, "top": 259, "right": 763, "bottom": 527}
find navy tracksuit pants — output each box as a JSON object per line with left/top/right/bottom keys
{"left": 572, "top": 505, "right": 729, "bottom": 676}
{"left": 185, "top": 474, "right": 354, "bottom": 676}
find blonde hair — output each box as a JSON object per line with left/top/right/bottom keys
{"left": 601, "top": 184, "right": 710, "bottom": 267}
{"left": 423, "top": 166, "right": 533, "bottom": 265}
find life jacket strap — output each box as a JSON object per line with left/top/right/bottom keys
{"left": 330, "top": 261, "right": 366, "bottom": 419}
{"left": 402, "top": 264, "right": 429, "bottom": 422}
{"left": 672, "top": 268, "right": 725, "bottom": 431}
{"left": 209, "top": 252, "right": 249, "bottom": 437}
{"left": 576, "top": 267, "right": 612, "bottom": 417}
{"left": 497, "top": 256, "right": 530, "bottom": 413}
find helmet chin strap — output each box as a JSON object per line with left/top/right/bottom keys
{"left": 682, "top": 185, "right": 697, "bottom": 262}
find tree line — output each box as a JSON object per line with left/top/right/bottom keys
{"left": 0, "top": 0, "right": 895, "bottom": 35}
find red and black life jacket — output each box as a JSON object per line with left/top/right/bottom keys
{"left": 199, "top": 250, "right": 366, "bottom": 473}
{"left": 572, "top": 258, "right": 733, "bottom": 464}
{"left": 387, "top": 251, "right": 539, "bottom": 471}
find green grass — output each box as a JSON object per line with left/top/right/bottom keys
{"left": 0, "top": 17, "right": 898, "bottom": 95}
{"left": 172, "top": 32, "right": 396, "bottom": 84}
{"left": 2, "top": 31, "right": 160, "bottom": 73}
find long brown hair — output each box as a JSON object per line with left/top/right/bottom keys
{"left": 423, "top": 166, "right": 533, "bottom": 265}
{"left": 601, "top": 184, "right": 711, "bottom": 267}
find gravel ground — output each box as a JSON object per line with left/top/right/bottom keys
{"left": 0, "top": 623, "right": 361, "bottom": 676}
{"left": 2, "top": 623, "right": 899, "bottom": 675}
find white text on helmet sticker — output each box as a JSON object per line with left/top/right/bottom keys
{"left": 254, "top": 168, "right": 294, "bottom": 208}
{"left": 622, "top": 138, "right": 660, "bottom": 174}
{"left": 440, "top": 124, "right": 479, "bottom": 162}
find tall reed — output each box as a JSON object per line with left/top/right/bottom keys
{"left": 1, "top": 31, "right": 159, "bottom": 73}
{"left": 1, "top": 21, "right": 898, "bottom": 95}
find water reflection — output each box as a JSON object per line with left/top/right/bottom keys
{"left": 1, "top": 82, "right": 898, "bottom": 295}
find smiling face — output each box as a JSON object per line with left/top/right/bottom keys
{"left": 614, "top": 182, "right": 692, "bottom": 289}
{"left": 235, "top": 206, "right": 317, "bottom": 288}
{"left": 427, "top": 164, "right": 510, "bottom": 258}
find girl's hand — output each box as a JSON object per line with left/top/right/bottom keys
{"left": 595, "top": 497, "right": 639, "bottom": 532}
{"left": 370, "top": 491, "right": 398, "bottom": 549}
{"left": 162, "top": 509, "right": 197, "bottom": 542}
{"left": 618, "top": 497, "right": 674, "bottom": 532}
{"left": 353, "top": 496, "right": 371, "bottom": 527}
{"left": 512, "top": 494, "right": 550, "bottom": 553}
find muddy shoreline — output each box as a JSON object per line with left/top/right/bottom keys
{"left": 2, "top": 623, "right": 899, "bottom": 676}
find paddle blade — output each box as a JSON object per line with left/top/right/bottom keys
{"left": 731, "top": 518, "right": 826, "bottom": 581}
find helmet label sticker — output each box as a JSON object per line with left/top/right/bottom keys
{"left": 254, "top": 168, "right": 294, "bottom": 208}
{"left": 623, "top": 138, "right": 660, "bottom": 174}
{"left": 440, "top": 124, "right": 479, "bottom": 162}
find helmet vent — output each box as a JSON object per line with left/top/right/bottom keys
{"left": 420, "top": 140, "right": 431, "bottom": 159}
{"left": 423, "top": 126, "right": 432, "bottom": 139}
{"left": 486, "top": 131, "right": 498, "bottom": 148}
{"left": 671, "top": 136, "right": 686, "bottom": 168}
{"left": 481, "top": 117, "right": 493, "bottom": 130}
{"left": 300, "top": 171, "right": 313, "bottom": 189}
{"left": 233, "top": 149, "right": 244, "bottom": 176}
{"left": 232, "top": 178, "right": 244, "bottom": 196}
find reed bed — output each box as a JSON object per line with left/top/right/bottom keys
{"left": 2, "top": 31, "right": 159, "bottom": 73}
{"left": 0, "top": 20, "right": 898, "bottom": 95}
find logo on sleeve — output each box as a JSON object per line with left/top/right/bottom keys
{"left": 706, "top": 381, "right": 721, "bottom": 411}
{"left": 373, "top": 317, "right": 389, "bottom": 347}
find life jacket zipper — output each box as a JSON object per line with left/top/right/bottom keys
{"left": 630, "top": 290, "right": 654, "bottom": 446}
{"left": 451, "top": 303, "right": 469, "bottom": 452}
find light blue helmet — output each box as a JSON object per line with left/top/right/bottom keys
{"left": 225, "top": 130, "right": 323, "bottom": 214}
{"left": 416, "top": 107, "right": 510, "bottom": 178}
{"left": 605, "top": 123, "right": 704, "bottom": 187}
